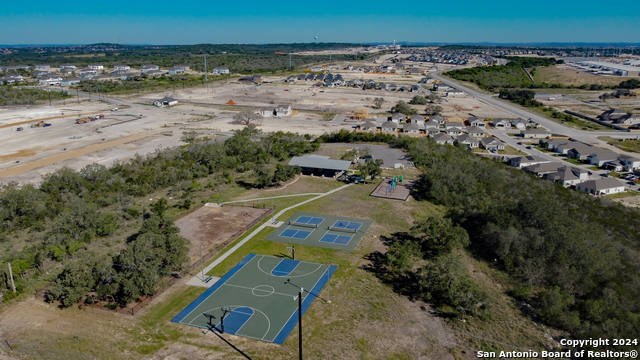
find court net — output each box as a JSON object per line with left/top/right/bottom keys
{"left": 289, "top": 221, "right": 318, "bottom": 229}
{"left": 328, "top": 226, "right": 357, "bottom": 234}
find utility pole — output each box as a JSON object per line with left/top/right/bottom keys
{"left": 48, "top": 90, "right": 51, "bottom": 106}
{"left": 200, "top": 243, "right": 204, "bottom": 281}
{"left": 298, "top": 288, "right": 303, "bottom": 360}
{"left": 326, "top": 261, "right": 331, "bottom": 303}
{"left": 8, "top": 263, "right": 16, "bottom": 293}
{"left": 204, "top": 54, "right": 208, "bottom": 82}
{"left": 76, "top": 87, "right": 79, "bottom": 104}
{"left": 289, "top": 52, "right": 292, "bottom": 69}
{"left": 271, "top": 194, "right": 275, "bottom": 224}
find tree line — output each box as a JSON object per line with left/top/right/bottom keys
{"left": 0, "top": 126, "right": 316, "bottom": 307}
{"left": 318, "top": 130, "right": 640, "bottom": 347}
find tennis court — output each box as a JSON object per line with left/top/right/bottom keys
{"left": 172, "top": 254, "right": 336, "bottom": 345}
{"left": 266, "top": 211, "right": 372, "bottom": 251}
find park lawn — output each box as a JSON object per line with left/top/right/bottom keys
{"left": 562, "top": 157, "right": 585, "bottom": 166}
{"left": 598, "top": 136, "right": 640, "bottom": 154}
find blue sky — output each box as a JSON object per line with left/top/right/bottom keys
{"left": 1, "top": 0, "right": 639, "bottom": 45}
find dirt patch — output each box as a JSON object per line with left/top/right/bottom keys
{"left": 0, "top": 149, "right": 37, "bottom": 161}
{"left": 175, "top": 205, "right": 270, "bottom": 262}
{"left": 613, "top": 195, "right": 640, "bottom": 208}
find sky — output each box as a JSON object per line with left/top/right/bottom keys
{"left": 1, "top": 0, "right": 639, "bottom": 45}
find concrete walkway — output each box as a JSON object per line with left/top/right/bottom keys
{"left": 189, "top": 183, "right": 354, "bottom": 287}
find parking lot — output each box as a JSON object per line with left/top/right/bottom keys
{"left": 324, "top": 143, "right": 414, "bottom": 169}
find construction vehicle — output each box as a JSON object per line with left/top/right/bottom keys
{"left": 76, "top": 118, "right": 89, "bottom": 124}
{"left": 31, "top": 121, "right": 47, "bottom": 128}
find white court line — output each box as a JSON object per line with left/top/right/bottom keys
{"left": 223, "top": 283, "right": 297, "bottom": 298}
{"left": 180, "top": 255, "right": 257, "bottom": 323}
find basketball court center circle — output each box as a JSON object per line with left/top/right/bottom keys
{"left": 252, "top": 285, "right": 276, "bottom": 297}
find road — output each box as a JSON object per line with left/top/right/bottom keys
{"left": 429, "top": 72, "right": 640, "bottom": 143}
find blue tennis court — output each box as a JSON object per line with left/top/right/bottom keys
{"left": 294, "top": 216, "right": 325, "bottom": 226}
{"left": 331, "top": 220, "right": 362, "bottom": 231}
{"left": 280, "top": 229, "right": 311, "bottom": 239}
{"left": 320, "top": 233, "right": 353, "bottom": 245}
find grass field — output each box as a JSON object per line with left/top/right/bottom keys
{"left": 599, "top": 136, "right": 640, "bottom": 154}
{"left": 0, "top": 166, "right": 563, "bottom": 359}
{"left": 534, "top": 66, "right": 635, "bottom": 87}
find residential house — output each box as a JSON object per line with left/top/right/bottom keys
{"left": 575, "top": 178, "right": 625, "bottom": 195}
{"left": 297, "top": 74, "right": 307, "bottom": 81}
{"left": 238, "top": 75, "right": 262, "bottom": 83}
{"left": 79, "top": 68, "right": 98, "bottom": 76}
{"left": 59, "top": 64, "right": 76, "bottom": 71}
{"left": 523, "top": 162, "right": 566, "bottom": 176}
{"left": 92, "top": 75, "right": 111, "bottom": 81}
{"left": 142, "top": 64, "right": 160, "bottom": 73}
{"left": 411, "top": 85, "right": 422, "bottom": 93}
{"left": 544, "top": 166, "right": 588, "bottom": 186}
{"left": 510, "top": 119, "right": 527, "bottom": 130}
{"left": 430, "top": 115, "right": 445, "bottom": 125}
{"left": 286, "top": 75, "right": 297, "bottom": 83}
{"left": 508, "top": 155, "right": 551, "bottom": 168}
{"left": 60, "top": 77, "right": 81, "bottom": 86}
{"left": 433, "top": 83, "right": 452, "bottom": 92}
{"left": 468, "top": 116, "right": 485, "bottom": 127}
{"left": 315, "top": 74, "right": 326, "bottom": 82}
{"left": 598, "top": 108, "right": 640, "bottom": 125}
{"left": 212, "top": 67, "right": 230, "bottom": 75}
{"left": 520, "top": 129, "right": 549, "bottom": 139}
{"left": 35, "top": 64, "right": 50, "bottom": 71}
{"left": 275, "top": 104, "right": 292, "bottom": 117}
{"left": 145, "top": 70, "right": 164, "bottom": 78}
{"left": 424, "top": 119, "right": 440, "bottom": 130}
{"left": 153, "top": 97, "right": 178, "bottom": 107}
{"left": 566, "top": 143, "right": 598, "bottom": 159}
{"left": 455, "top": 134, "right": 479, "bottom": 148}
{"left": 480, "top": 137, "right": 506, "bottom": 151}
{"left": 490, "top": 118, "right": 511, "bottom": 129}
{"left": 390, "top": 113, "right": 406, "bottom": 123}
{"left": 407, "top": 116, "right": 424, "bottom": 127}
{"left": 381, "top": 121, "right": 399, "bottom": 133}
{"left": 446, "top": 89, "right": 465, "bottom": 97}
{"left": 398, "top": 86, "right": 409, "bottom": 92}
{"left": 38, "top": 74, "right": 63, "bottom": 85}
{"left": 168, "top": 67, "right": 185, "bottom": 75}
{"left": 388, "top": 84, "right": 398, "bottom": 91}
{"left": 87, "top": 64, "right": 103, "bottom": 70}
{"left": 1, "top": 75, "right": 23, "bottom": 85}
{"left": 618, "top": 155, "right": 640, "bottom": 171}
{"left": 587, "top": 148, "right": 621, "bottom": 166}
{"left": 174, "top": 65, "right": 189, "bottom": 71}
{"left": 305, "top": 73, "right": 316, "bottom": 81}
{"left": 466, "top": 126, "right": 485, "bottom": 138}
{"left": 433, "top": 133, "right": 454, "bottom": 145}
{"left": 259, "top": 108, "right": 273, "bottom": 117}
{"left": 359, "top": 120, "right": 379, "bottom": 131}
{"left": 444, "top": 122, "right": 466, "bottom": 135}
{"left": 377, "top": 83, "right": 387, "bottom": 91}
{"left": 408, "top": 68, "right": 422, "bottom": 75}
{"left": 403, "top": 123, "right": 420, "bottom": 134}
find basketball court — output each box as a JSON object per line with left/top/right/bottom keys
{"left": 265, "top": 211, "right": 373, "bottom": 251}
{"left": 172, "top": 254, "right": 336, "bottom": 345}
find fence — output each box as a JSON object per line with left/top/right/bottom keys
{"left": 36, "top": 206, "right": 275, "bottom": 316}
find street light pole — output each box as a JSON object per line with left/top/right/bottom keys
{"left": 298, "top": 288, "right": 303, "bottom": 360}
{"left": 373, "top": 205, "right": 377, "bottom": 238}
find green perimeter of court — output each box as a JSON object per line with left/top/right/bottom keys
{"left": 172, "top": 253, "right": 336, "bottom": 345}
{"left": 265, "top": 211, "right": 373, "bottom": 252}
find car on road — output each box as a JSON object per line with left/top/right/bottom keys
{"left": 517, "top": 142, "right": 523, "bottom": 145}
{"left": 526, "top": 146, "right": 532, "bottom": 149}
{"left": 284, "top": 89, "right": 289, "bottom": 91}
{"left": 16, "top": 127, "right": 23, "bottom": 131}
{"left": 600, "top": 173, "right": 609, "bottom": 177}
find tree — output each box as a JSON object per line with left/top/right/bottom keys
{"left": 409, "top": 95, "right": 427, "bottom": 105}
{"left": 231, "top": 109, "right": 263, "bottom": 125}
{"left": 425, "top": 104, "right": 443, "bottom": 116}
{"left": 373, "top": 97, "right": 385, "bottom": 109}
{"left": 358, "top": 158, "right": 383, "bottom": 183}
{"left": 391, "top": 100, "right": 417, "bottom": 115}
{"left": 410, "top": 217, "right": 470, "bottom": 255}
{"left": 427, "top": 94, "right": 441, "bottom": 103}
{"left": 181, "top": 131, "right": 198, "bottom": 143}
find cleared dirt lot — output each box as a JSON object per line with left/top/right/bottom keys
{"left": 175, "top": 205, "right": 271, "bottom": 262}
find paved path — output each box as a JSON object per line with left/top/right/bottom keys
{"left": 189, "top": 183, "right": 355, "bottom": 287}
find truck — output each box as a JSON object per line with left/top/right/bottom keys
{"left": 76, "top": 118, "right": 89, "bottom": 124}
{"left": 31, "top": 121, "right": 46, "bottom": 128}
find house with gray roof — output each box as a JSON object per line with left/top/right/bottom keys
{"left": 508, "top": 155, "right": 551, "bottom": 168}
{"left": 381, "top": 121, "right": 399, "bottom": 132}
{"left": 424, "top": 119, "right": 440, "bottom": 130}
{"left": 490, "top": 118, "right": 511, "bottom": 129}
{"left": 455, "top": 134, "right": 479, "bottom": 148}
{"left": 520, "top": 129, "right": 549, "bottom": 139}
{"left": 433, "top": 133, "right": 454, "bottom": 145}
{"left": 390, "top": 113, "right": 406, "bottom": 123}
{"left": 407, "top": 116, "right": 424, "bottom": 127}
{"left": 587, "top": 149, "right": 620, "bottom": 166}
{"left": 403, "top": 123, "right": 420, "bottom": 134}
{"left": 466, "top": 126, "right": 485, "bottom": 138}
{"left": 480, "top": 137, "right": 506, "bottom": 151}
{"left": 444, "top": 122, "right": 466, "bottom": 135}
{"left": 575, "top": 178, "right": 625, "bottom": 196}
{"left": 429, "top": 115, "right": 445, "bottom": 124}
{"left": 565, "top": 143, "right": 596, "bottom": 158}
{"left": 153, "top": 97, "right": 178, "bottom": 107}
{"left": 523, "top": 162, "right": 565, "bottom": 176}
{"left": 359, "top": 120, "right": 379, "bottom": 131}
{"left": 468, "top": 117, "right": 485, "bottom": 127}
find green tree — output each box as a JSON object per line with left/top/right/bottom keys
{"left": 391, "top": 100, "right": 417, "bottom": 115}
{"left": 410, "top": 217, "right": 470, "bottom": 255}
{"left": 409, "top": 95, "right": 427, "bottom": 105}
{"left": 373, "top": 97, "right": 385, "bottom": 109}
{"left": 425, "top": 104, "right": 443, "bottom": 116}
